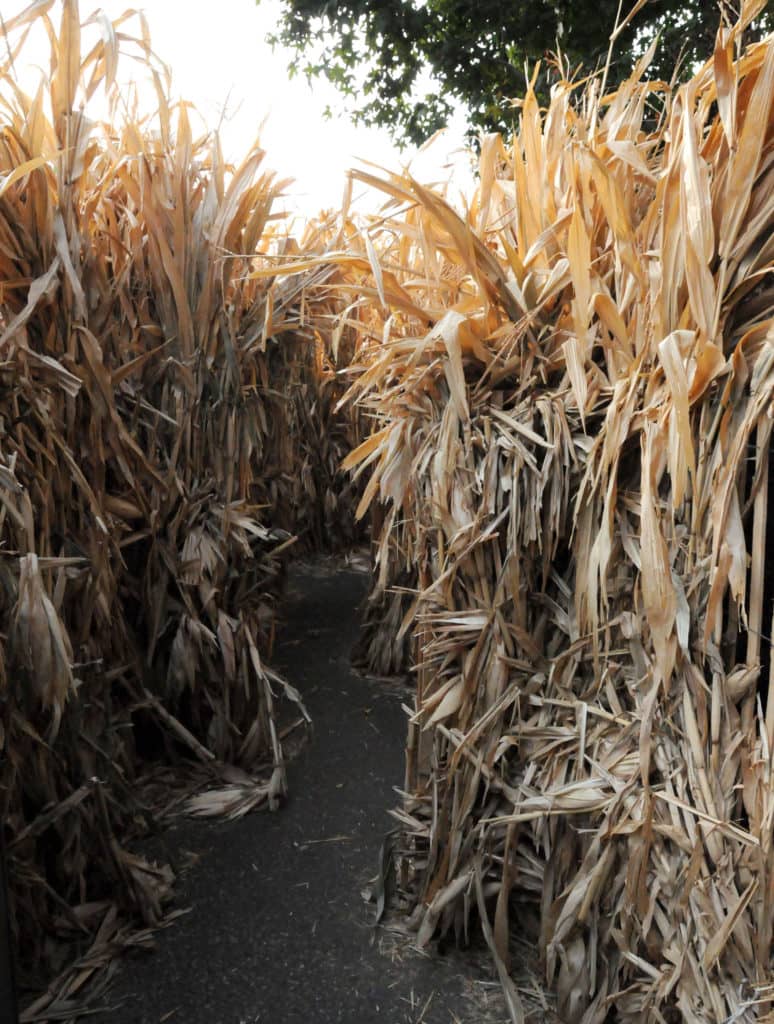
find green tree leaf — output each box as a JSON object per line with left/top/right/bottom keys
{"left": 259, "top": 0, "right": 772, "bottom": 145}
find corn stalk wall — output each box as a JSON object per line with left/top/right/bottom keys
{"left": 0, "top": 4, "right": 359, "bottom": 1009}
{"left": 344, "top": 21, "right": 774, "bottom": 1022}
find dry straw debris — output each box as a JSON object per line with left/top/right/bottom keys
{"left": 339, "top": 4, "right": 774, "bottom": 1020}
{"left": 0, "top": 1, "right": 359, "bottom": 1013}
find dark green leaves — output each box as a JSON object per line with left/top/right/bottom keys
{"left": 260, "top": 0, "right": 772, "bottom": 145}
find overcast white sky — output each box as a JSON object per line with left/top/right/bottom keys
{"left": 8, "top": 0, "right": 474, "bottom": 214}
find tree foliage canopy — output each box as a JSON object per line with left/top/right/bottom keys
{"left": 261, "top": 0, "right": 771, "bottom": 145}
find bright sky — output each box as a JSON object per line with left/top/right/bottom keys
{"left": 7, "top": 0, "right": 475, "bottom": 215}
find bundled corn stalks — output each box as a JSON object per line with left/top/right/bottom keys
{"left": 344, "top": 7, "right": 774, "bottom": 1020}
{"left": 0, "top": 1, "right": 321, "bottom": 1005}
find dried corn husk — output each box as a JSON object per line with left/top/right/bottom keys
{"left": 0, "top": 2, "right": 356, "bottom": 1008}
{"left": 339, "top": 17, "right": 774, "bottom": 1022}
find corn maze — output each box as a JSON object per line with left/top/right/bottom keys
{"left": 1, "top": 0, "right": 773, "bottom": 1021}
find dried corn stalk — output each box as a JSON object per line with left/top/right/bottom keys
{"left": 344, "top": 12, "right": 774, "bottom": 1022}
{"left": 0, "top": 1, "right": 341, "bottom": 1007}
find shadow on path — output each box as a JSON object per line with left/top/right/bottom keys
{"left": 93, "top": 561, "right": 498, "bottom": 1024}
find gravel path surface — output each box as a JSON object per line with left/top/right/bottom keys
{"left": 92, "top": 562, "right": 499, "bottom": 1024}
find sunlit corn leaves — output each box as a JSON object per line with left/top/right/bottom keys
{"left": 338, "top": 9, "right": 774, "bottom": 1022}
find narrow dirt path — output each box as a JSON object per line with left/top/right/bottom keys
{"left": 93, "top": 561, "right": 498, "bottom": 1024}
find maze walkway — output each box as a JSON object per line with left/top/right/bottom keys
{"left": 94, "top": 562, "right": 495, "bottom": 1024}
